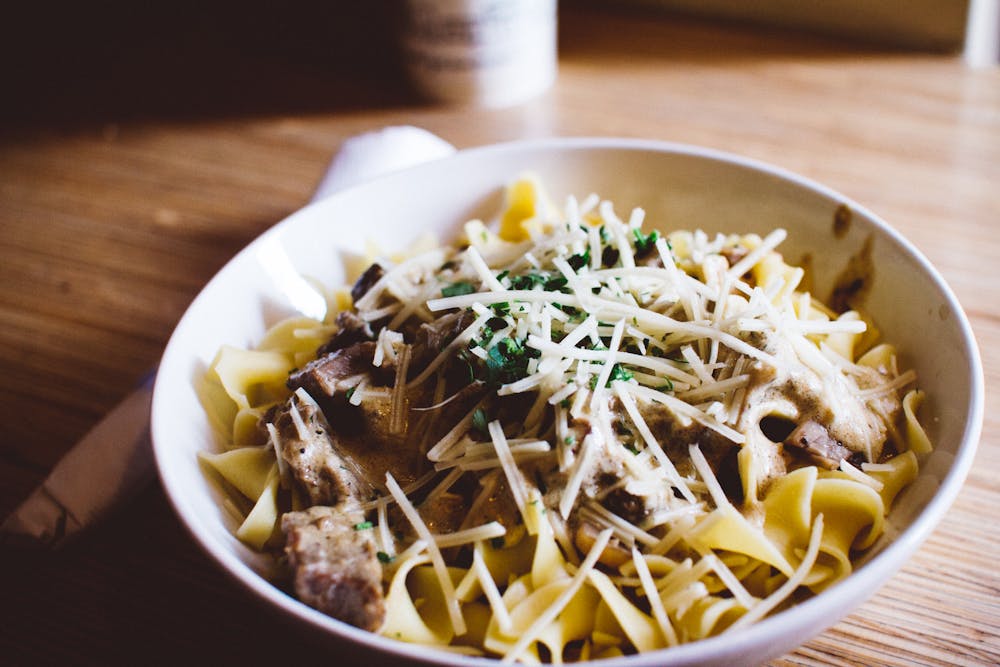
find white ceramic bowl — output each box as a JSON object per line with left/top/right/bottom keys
{"left": 151, "top": 138, "right": 983, "bottom": 666}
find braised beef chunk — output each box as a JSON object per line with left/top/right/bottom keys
{"left": 288, "top": 341, "right": 377, "bottom": 398}
{"left": 411, "top": 309, "right": 476, "bottom": 371}
{"left": 270, "top": 392, "right": 373, "bottom": 505}
{"left": 351, "top": 262, "right": 385, "bottom": 304}
{"left": 784, "top": 420, "right": 852, "bottom": 469}
{"left": 316, "top": 311, "right": 371, "bottom": 357}
{"left": 603, "top": 487, "right": 647, "bottom": 525}
{"left": 282, "top": 506, "right": 385, "bottom": 632}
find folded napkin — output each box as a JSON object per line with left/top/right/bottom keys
{"left": 1, "top": 126, "right": 456, "bottom": 547}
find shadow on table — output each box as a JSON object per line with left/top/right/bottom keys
{"left": 0, "top": 1, "right": 411, "bottom": 132}
{"left": 0, "top": 482, "right": 385, "bottom": 664}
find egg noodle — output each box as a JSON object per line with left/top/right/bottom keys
{"left": 198, "top": 176, "right": 929, "bottom": 662}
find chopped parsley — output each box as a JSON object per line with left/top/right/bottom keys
{"left": 475, "top": 316, "right": 510, "bottom": 348}
{"left": 353, "top": 521, "right": 373, "bottom": 531}
{"left": 567, "top": 248, "right": 590, "bottom": 271}
{"left": 611, "top": 364, "right": 635, "bottom": 383}
{"left": 456, "top": 348, "right": 477, "bottom": 384}
{"left": 508, "top": 273, "right": 546, "bottom": 290}
{"left": 472, "top": 407, "right": 489, "bottom": 435}
{"left": 589, "top": 363, "right": 634, "bottom": 389}
{"left": 555, "top": 303, "right": 580, "bottom": 318}
{"left": 441, "top": 281, "right": 476, "bottom": 297}
{"left": 505, "top": 271, "right": 570, "bottom": 293}
{"left": 491, "top": 301, "right": 511, "bottom": 317}
{"left": 484, "top": 336, "right": 539, "bottom": 386}
{"left": 376, "top": 551, "right": 394, "bottom": 564}
{"left": 632, "top": 228, "right": 660, "bottom": 257}
{"left": 544, "top": 275, "right": 568, "bottom": 292}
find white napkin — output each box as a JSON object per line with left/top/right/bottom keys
{"left": 0, "top": 126, "right": 456, "bottom": 547}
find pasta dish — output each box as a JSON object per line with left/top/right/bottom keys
{"left": 198, "top": 176, "right": 929, "bottom": 662}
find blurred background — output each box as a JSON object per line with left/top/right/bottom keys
{"left": 0, "top": 0, "right": 986, "bottom": 130}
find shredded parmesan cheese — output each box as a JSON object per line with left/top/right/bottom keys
{"left": 385, "top": 474, "right": 466, "bottom": 636}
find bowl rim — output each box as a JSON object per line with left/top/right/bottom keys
{"left": 151, "top": 135, "right": 984, "bottom": 666}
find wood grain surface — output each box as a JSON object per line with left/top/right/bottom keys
{"left": 1, "top": 4, "right": 998, "bottom": 665}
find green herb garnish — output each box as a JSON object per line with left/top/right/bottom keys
{"left": 509, "top": 273, "right": 546, "bottom": 290}
{"left": 456, "top": 348, "right": 477, "bottom": 384}
{"left": 610, "top": 364, "right": 634, "bottom": 383}
{"left": 442, "top": 281, "right": 476, "bottom": 297}
{"left": 491, "top": 301, "right": 511, "bottom": 317}
{"left": 376, "top": 551, "right": 394, "bottom": 564}
{"left": 567, "top": 248, "right": 590, "bottom": 271}
{"left": 353, "top": 521, "right": 373, "bottom": 531}
{"left": 484, "top": 336, "right": 539, "bottom": 386}
{"left": 543, "top": 275, "right": 569, "bottom": 292}
{"left": 475, "top": 316, "right": 510, "bottom": 348}
{"left": 589, "top": 363, "right": 634, "bottom": 389}
{"left": 632, "top": 228, "right": 660, "bottom": 257}
{"left": 472, "top": 407, "right": 489, "bottom": 434}
{"left": 555, "top": 304, "right": 580, "bottom": 318}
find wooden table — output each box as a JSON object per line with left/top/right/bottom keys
{"left": 2, "top": 5, "right": 998, "bottom": 665}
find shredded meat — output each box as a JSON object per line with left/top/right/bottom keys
{"left": 317, "top": 311, "right": 371, "bottom": 357}
{"left": 282, "top": 506, "right": 385, "bottom": 632}
{"left": 351, "top": 262, "right": 385, "bottom": 304}
{"left": 784, "top": 420, "right": 851, "bottom": 469}
{"left": 603, "top": 486, "right": 647, "bottom": 525}
{"left": 288, "top": 341, "right": 378, "bottom": 399}
{"left": 410, "top": 309, "right": 476, "bottom": 372}
{"left": 270, "top": 392, "right": 373, "bottom": 505}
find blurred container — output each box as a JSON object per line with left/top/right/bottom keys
{"left": 400, "top": 0, "right": 558, "bottom": 108}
